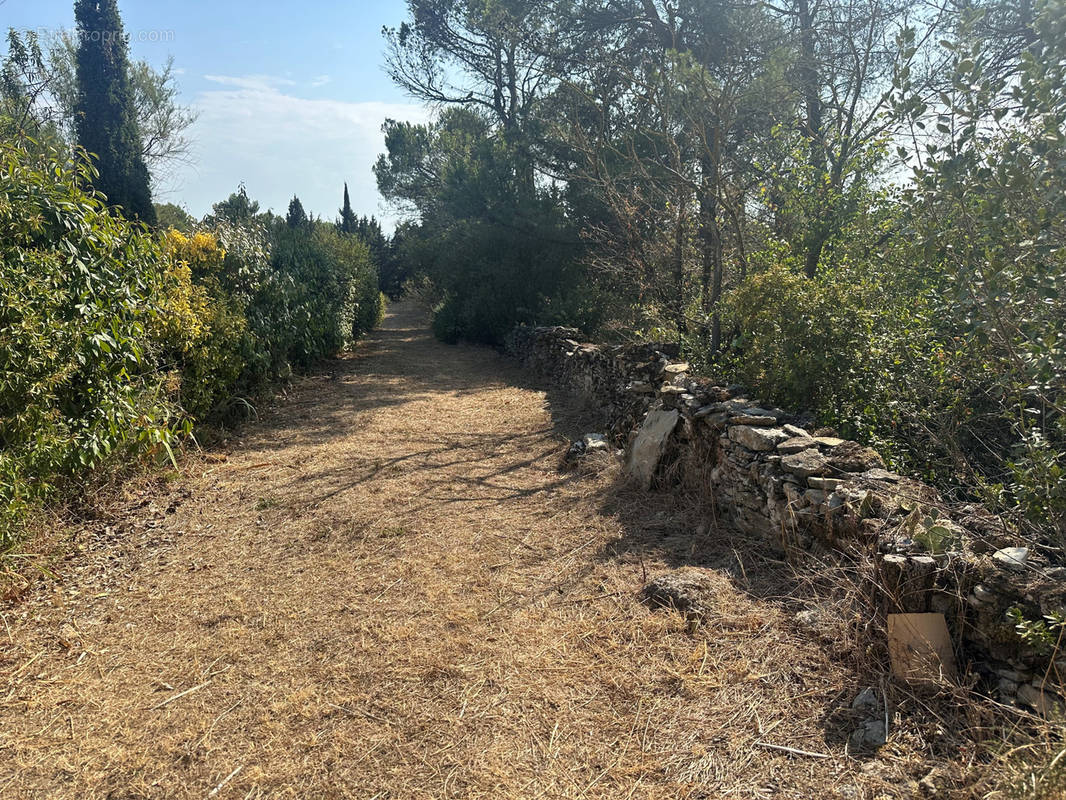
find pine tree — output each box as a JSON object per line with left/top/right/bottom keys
{"left": 210, "top": 184, "right": 259, "bottom": 224}
{"left": 339, "top": 182, "right": 357, "bottom": 234}
{"left": 73, "top": 0, "right": 155, "bottom": 224}
{"left": 286, "top": 195, "right": 308, "bottom": 228}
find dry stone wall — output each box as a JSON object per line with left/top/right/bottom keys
{"left": 507, "top": 324, "right": 1066, "bottom": 717}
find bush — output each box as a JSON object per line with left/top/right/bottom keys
{"left": 375, "top": 109, "right": 587, "bottom": 346}
{"left": 157, "top": 213, "right": 384, "bottom": 428}
{"left": 0, "top": 150, "right": 387, "bottom": 545}
{"left": 722, "top": 262, "right": 876, "bottom": 417}
{"left": 0, "top": 141, "right": 180, "bottom": 543}
{"left": 314, "top": 224, "right": 380, "bottom": 346}
{"left": 156, "top": 230, "right": 254, "bottom": 423}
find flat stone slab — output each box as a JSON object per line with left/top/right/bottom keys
{"left": 778, "top": 436, "right": 817, "bottom": 454}
{"left": 582, "top": 433, "right": 610, "bottom": 453}
{"left": 627, "top": 407, "right": 680, "bottom": 490}
{"left": 731, "top": 414, "right": 778, "bottom": 426}
{"left": 781, "top": 449, "right": 830, "bottom": 478}
{"left": 728, "top": 425, "right": 788, "bottom": 452}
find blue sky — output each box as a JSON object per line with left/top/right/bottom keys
{"left": 2, "top": 0, "right": 430, "bottom": 227}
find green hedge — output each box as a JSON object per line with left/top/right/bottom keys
{"left": 0, "top": 142, "right": 180, "bottom": 542}
{"left": 0, "top": 141, "right": 384, "bottom": 547}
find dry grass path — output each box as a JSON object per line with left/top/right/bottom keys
{"left": 1, "top": 303, "right": 940, "bottom": 798}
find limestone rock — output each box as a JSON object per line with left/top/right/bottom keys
{"left": 992, "top": 547, "right": 1029, "bottom": 571}
{"left": 805, "top": 489, "right": 827, "bottom": 506}
{"left": 627, "top": 408, "right": 680, "bottom": 490}
{"left": 583, "top": 433, "right": 610, "bottom": 453}
{"left": 851, "top": 687, "right": 880, "bottom": 714}
{"left": 728, "top": 425, "right": 788, "bottom": 452}
{"left": 626, "top": 381, "right": 656, "bottom": 395}
{"left": 1017, "top": 682, "right": 1065, "bottom": 718}
{"left": 849, "top": 719, "right": 887, "bottom": 751}
{"left": 778, "top": 436, "right": 817, "bottom": 454}
{"left": 807, "top": 476, "right": 844, "bottom": 491}
{"left": 781, "top": 449, "right": 830, "bottom": 478}
{"left": 864, "top": 468, "right": 901, "bottom": 483}
{"left": 734, "top": 406, "right": 780, "bottom": 422}
{"left": 815, "top": 436, "right": 846, "bottom": 447}
{"left": 827, "top": 441, "right": 885, "bottom": 472}
{"left": 731, "top": 414, "right": 778, "bottom": 427}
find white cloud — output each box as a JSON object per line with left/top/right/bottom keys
{"left": 202, "top": 74, "right": 298, "bottom": 90}
{"left": 159, "top": 76, "right": 431, "bottom": 230}
{"left": 310, "top": 75, "right": 332, "bottom": 88}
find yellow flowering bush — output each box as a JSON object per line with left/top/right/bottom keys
{"left": 156, "top": 229, "right": 252, "bottom": 423}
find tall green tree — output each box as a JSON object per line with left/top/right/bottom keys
{"left": 376, "top": 107, "right": 587, "bottom": 344}
{"left": 210, "top": 184, "right": 260, "bottom": 224}
{"left": 286, "top": 195, "right": 308, "bottom": 228}
{"left": 51, "top": 33, "right": 197, "bottom": 180}
{"left": 339, "top": 183, "right": 357, "bottom": 234}
{"left": 73, "top": 0, "right": 155, "bottom": 223}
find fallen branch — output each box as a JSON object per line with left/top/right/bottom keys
{"left": 754, "top": 740, "right": 831, "bottom": 759}
{"left": 151, "top": 681, "right": 210, "bottom": 710}
{"left": 207, "top": 764, "right": 243, "bottom": 797}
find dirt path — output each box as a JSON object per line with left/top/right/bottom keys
{"left": 1, "top": 303, "right": 921, "bottom": 799}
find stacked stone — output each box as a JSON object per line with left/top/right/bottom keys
{"left": 508, "top": 323, "right": 1066, "bottom": 716}
{"left": 507, "top": 325, "right": 680, "bottom": 441}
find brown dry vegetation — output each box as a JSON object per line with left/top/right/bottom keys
{"left": 0, "top": 303, "right": 1058, "bottom": 799}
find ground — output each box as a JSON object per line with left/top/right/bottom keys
{"left": 0, "top": 303, "right": 993, "bottom": 798}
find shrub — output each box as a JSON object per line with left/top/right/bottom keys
{"left": 722, "top": 262, "right": 876, "bottom": 417}
{"left": 156, "top": 230, "right": 253, "bottom": 423}
{"left": 0, "top": 141, "right": 179, "bottom": 543}
{"left": 313, "top": 223, "right": 380, "bottom": 346}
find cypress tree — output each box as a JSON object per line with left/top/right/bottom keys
{"left": 339, "top": 182, "right": 357, "bottom": 234}
{"left": 286, "top": 195, "right": 308, "bottom": 228}
{"left": 73, "top": 0, "right": 155, "bottom": 223}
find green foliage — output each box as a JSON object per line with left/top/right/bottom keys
{"left": 154, "top": 202, "right": 195, "bottom": 233}
{"left": 49, "top": 33, "right": 197, "bottom": 177}
{"left": 274, "top": 219, "right": 378, "bottom": 364}
{"left": 1007, "top": 607, "right": 1066, "bottom": 657}
{"left": 156, "top": 229, "right": 255, "bottom": 422}
{"left": 0, "top": 133, "right": 386, "bottom": 543}
{"left": 73, "top": 0, "right": 155, "bottom": 223}
{"left": 339, "top": 184, "right": 357, "bottom": 235}
{"left": 1, "top": 29, "right": 64, "bottom": 145}
{"left": 721, "top": 261, "right": 875, "bottom": 416}
{"left": 0, "top": 141, "right": 179, "bottom": 545}
{"left": 157, "top": 204, "right": 382, "bottom": 427}
{"left": 376, "top": 108, "right": 588, "bottom": 345}
{"left": 210, "top": 185, "right": 260, "bottom": 224}
{"left": 890, "top": 0, "right": 1066, "bottom": 537}
{"left": 285, "top": 195, "right": 308, "bottom": 229}
{"left": 372, "top": 0, "right": 1066, "bottom": 558}
{"left": 378, "top": 223, "right": 414, "bottom": 299}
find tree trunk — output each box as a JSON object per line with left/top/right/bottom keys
{"left": 698, "top": 150, "right": 724, "bottom": 354}
{"left": 673, "top": 196, "right": 687, "bottom": 336}
{"left": 797, "top": 0, "right": 826, "bottom": 278}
